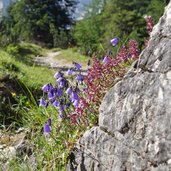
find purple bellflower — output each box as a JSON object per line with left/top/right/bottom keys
{"left": 67, "top": 69, "right": 73, "bottom": 76}
{"left": 75, "top": 73, "right": 84, "bottom": 81}
{"left": 53, "top": 100, "right": 59, "bottom": 107}
{"left": 73, "top": 99, "right": 79, "bottom": 107}
{"left": 103, "top": 56, "right": 108, "bottom": 64}
{"left": 39, "top": 98, "right": 47, "bottom": 107}
{"left": 54, "top": 71, "right": 63, "bottom": 79}
{"left": 73, "top": 62, "right": 81, "bottom": 70}
{"left": 42, "top": 84, "right": 52, "bottom": 93}
{"left": 47, "top": 118, "right": 51, "bottom": 126}
{"left": 66, "top": 87, "right": 72, "bottom": 95}
{"left": 57, "top": 88, "right": 63, "bottom": 97}
{"left": 44, "top": 123, "right": 51, "bottom": 135}
{"left": 71, "top": 92, "right": 79, "bottom": 102}
{"left": 110, "top": 37, "right": 118, "bottom": 46}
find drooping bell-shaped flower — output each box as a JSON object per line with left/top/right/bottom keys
{"left": 71, "top": 92, "right": 79, "bottom": 102}
{"left": 53, "top": 100, "right": 59, "bottom": 107}
{"left": 42, "top": 83, "right": 52, "bottom": 93}
{"left": 73, "top": 99, "right": 79, "bottom": 107}
{"left": 66, "top": 87, "right": 72, "bottom": 95}
{"left": 110, "top": 37, "right": 118, "bottom": 46}
{"left": 75, "top": 73, "right": 84, "bottom": 81}
{"left": 57, "top": 88, "right": 63, "bottom": 97}
{"left": 39, "top": 98, "right": 47, "bottom": 107}
{"left": 44, "top": 123, "right": 51, "bottom": 135}
{"left": 47, "top": 118, "right": 51, "bottom": 126}
{"left": 103, "top": 56, "right": 108, "bottom": 64}
{"left": 48, "top": 92, "right": 53, "bottom": 100}
{"left": 73, "top": 62, "right": 81, "bottom": 70}
{"left": 66, "top": 69, "right": 73, "bottom": 76}
{"left": 54, "top": 71, "right": 63, "bottom": 79}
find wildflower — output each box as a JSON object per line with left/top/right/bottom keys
{"left": 42, "top": 84, "right": 52, "bottom": 93}
{"left": 71, "top": 92, "right": 79, "bottom": 102}
{"left": 44, "top": 123, "right": 51, "bottom": 135}
{"left": 54, "top": 71, "right": 63, "bottom": 79}
{"left": 66, "top": 87, "right": 72, "bottom": 95}
{"left": 11, "top": 92, "right": 16, "bottom": 97}
{"left": 108, "top": 49, "right": 111, "bottom": 56}
{"left": 59, "top": 106, "right": 64, "bottom": 118}
{"left": 47, "top": 118, "right": 51, "bottom": 126}
{"left": 53, "top": 100, "right": 59, "bottom": 107}
{"left": 103, "top": 56, "right": 108, "bottom": 64}
{"left": 73, "top": 62, "right": 81, "bottom": 70}
{"left": 69, "top": 113, "right": 78, "bottom": 125}
{"left": 57, "top": 88, "right": 63, "bottom": 97}
{"left": 39, "top": 98, "right": 47, "bottom": 107}
{"left": 128, "top": 39, "right": 139, "bottom": 59}
{"left": 110, "top": 37, "right": 118, "bottom": 46}
{"left": 75, "top": 73, "right": 84, "bottom": 82}
{"left": 66, "top": 69, "right": 73, "bottom": 76}
{"left": 73, "top": 99, "right": 79, "bottom": 107}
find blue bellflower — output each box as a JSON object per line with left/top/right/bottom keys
{"left": 103, "top": 56, "right": 108, "bottom": 64}
{"left": 53, "top": 100, "right": 59, "bottom": 107}
{"left": 44, "top": 123, "right": 51, "bottom": 135}
{"left": 110, "top": 38, "right": 119, "bottom": 46}
{"left": 47, "top": 118, "right": 51, "bottom": 126}
{"left": 54, "top": 71, "right": 63, "bottom": 79}
{"left": 39, "top": 98, "right": 47, "bottom": 107}
{"left": 42, "top": 84, "right": 52, "bottom": 93}
{"left": 71, "top": 92, "right": 79, "bottom": 102}
{"left": 66, "top": 87, "right": 72, "bottom": 95}
{"left": 66, "top": 69, "right": 73, "bottom": 76}
{"left": 75, "top": 73, "right": 84, "bottom": 81}
{"left": 73, "top": 62, "right": 81, "bottom": 70}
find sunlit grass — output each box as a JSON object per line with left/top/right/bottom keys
{"left": 56, "top": 48, "right": 90, "bottom": 64}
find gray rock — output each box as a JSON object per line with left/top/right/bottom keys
{"left": 67, "top": 1, "right": 171, "bottom": 171}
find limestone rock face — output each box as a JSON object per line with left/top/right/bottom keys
{"left": 67, "top": 2, "right": 171, "bottom": 171}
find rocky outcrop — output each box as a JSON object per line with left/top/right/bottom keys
{"left": 67, "top": 1, "right": 171, "bottom": 171}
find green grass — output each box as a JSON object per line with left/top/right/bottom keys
{"left": 56, "top": 48, "right": 89, "bottom": 64}
{"left": 0, "top": 43, "right": 90, "bottom": 171}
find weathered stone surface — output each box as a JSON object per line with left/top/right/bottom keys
{"left": 67, "top": 1, "right": 171, "bottom": 171}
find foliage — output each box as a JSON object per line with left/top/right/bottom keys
{"left": 0, "top": 0, "right": 77, "bottom": 47}
{"left": 74, "top": 0, "right": 166, "bottom": 54}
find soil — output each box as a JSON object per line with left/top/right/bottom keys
{"left": 33, "top": 51, "right": 90, "bottom": 72}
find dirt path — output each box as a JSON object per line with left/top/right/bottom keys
{"left": 33, "top": 51, "right": 89, "bottom": 72}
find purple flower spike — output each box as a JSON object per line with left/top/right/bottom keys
{"left": 103, "top": 56, "right": 108, "bottom": 64}
{"left": 66, "top": 87, "right": 72, "bottom": 95}
{"left": 44, "top": 123, "right": 51, "bottom": 134}
{"left": 75, "top": 73, "right": 84, "bottom": 81}
{"left": 67, "top": 69, "right": 73, "bottom": 76}
{"left": 110, "top": 37, "right": 118, "bottom": 46}
{"left": 47, "top": 118, "right": 51, "bottom": 126}
{"left": 54, "top": 71, "right": 63, "bottom": 79}
{"left": 39, "top": 98, "right": 47, "bottom": 107}
{"left": 73, "top": 62, "right": 81, "bottom": 70}
{"left": 53, "top": 100, "right": 59, "bottom": 107}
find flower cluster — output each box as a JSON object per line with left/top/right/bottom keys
{"left": 84, "top": 39, "right": 139, "bottom": 114}
{"left": 39, "top": 37, "right": 139, "bottom": 135}
{"left": 144, "top": 15, "right": 154, "bottom": 36}
{"left": 144, "top": 15, "right": 154, "bottom": 46}
{"left": 40, "top": 62, "right": 86, "bottom": 133}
